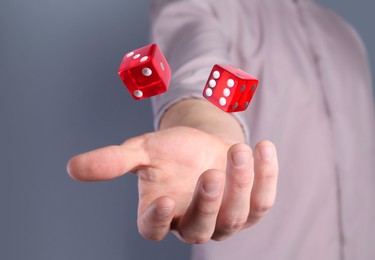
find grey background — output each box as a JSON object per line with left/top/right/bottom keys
{"left": 1, "top": 1, "right": 374, "bottom": 260}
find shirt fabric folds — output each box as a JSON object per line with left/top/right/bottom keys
{"left": 150, "top": 0, "right": 375, "bottom": 259}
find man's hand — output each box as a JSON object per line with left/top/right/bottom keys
{"left": 67, "top": 126, "right": 278, "bottom": 243}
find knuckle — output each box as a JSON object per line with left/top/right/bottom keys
{"left": 231, "top": 180, "right": 253, "bottom": 192}
{"left": 217, "top": 217, "right": 247, "bottom": 236}
{"left": 251, "top": 199, "right": 274, "bottom": 217}
{"left": 182, "top": 233, "right": 211, "bottom": 244}
{"left": 138, "top": 224, "right": 166, "bottom": 241}
{"left": 137, "top": 218, "right": 166, "bottom": 241}
{"left": 259, "top": 170, "right": 278, "bottom": 182}
{"left": 197, "top": 204, "right": 218, "bottom": 217}
{"left": 211, "top": 233, "right": 230, "bottom": 241}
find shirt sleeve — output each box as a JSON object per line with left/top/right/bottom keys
{"left": 149, "top": 0, "right": 251, "bottom": 141}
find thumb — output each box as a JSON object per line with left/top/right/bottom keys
{"left": 67, "top": 135, "right": 149, "bottom": 181}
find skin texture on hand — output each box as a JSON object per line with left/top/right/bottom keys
{"left": 67, "top": 125, "right": 278, "bottom": 243}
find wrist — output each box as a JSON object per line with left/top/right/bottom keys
{"left": 159, "top": 99, "right": 245, "bottom": 144}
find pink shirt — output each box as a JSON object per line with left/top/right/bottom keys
{"left": 150, "top": 0, "right": 375, "bottom": 259}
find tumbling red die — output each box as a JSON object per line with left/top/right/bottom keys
{"left": 203, "top": 64, "right": 258, "bottom": 112}
{"left": 118, "top": 43, "right": 171, "bottom": 100}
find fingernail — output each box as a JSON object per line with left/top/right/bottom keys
{"left": 232, "top": 151, "right": 249, "bottom": 167}
{"left": 259, "top": 146, "right": 274, "bottom": 161}
{"left": 202, "top": 181, "right": 221, "bottom": 196}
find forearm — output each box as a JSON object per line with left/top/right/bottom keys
{"left": 159, "top": 99, "right": 245, "bottom": 144}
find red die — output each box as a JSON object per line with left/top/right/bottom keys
{"left": 118, "top": 43, "right": 171, "bottom": 100}
{"left": 203, "top": 64, "right": 258, "bottom": 112}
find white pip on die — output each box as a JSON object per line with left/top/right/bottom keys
{"left": 203, "top": 64, "right": 258, "bottom": 112}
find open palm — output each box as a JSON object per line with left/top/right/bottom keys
{"left": 68, "top": 126, "right": 278, "bottom": 243}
